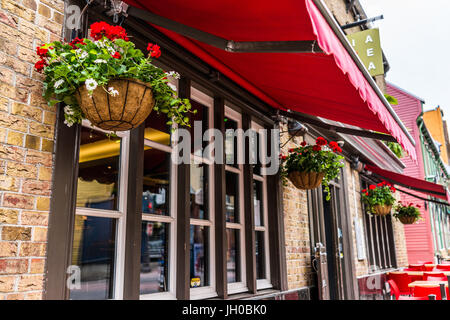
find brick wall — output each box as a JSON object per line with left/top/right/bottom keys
{"left": 280, "top": 125, "right": 315, "bottom": 290}
{"left": 0, "top": 0, "right": 63, "bottom": 300}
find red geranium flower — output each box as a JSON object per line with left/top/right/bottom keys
{"left": 90, "top": 21, "right": 110, "bottom": 40}
{"left": 316, "top": 137, "right": 327, "bottom": 146}
{"left": 332, "top": 146, "right": 342, "bottom": 153}
{"left": 301, "top": 141, "right": 307, "bottom": 147}
{"left": 416, "top": 204, "right": 421, "bottom": 208}
{"left": 369, "top": 185, "right": 376, "bottom": 190}
{"left": 329, "top": 141, "right": 338, "bottom": 148}
{"left": 362, "top": 189, "right": 367, "bottom": 193}
{"left": 112, "top": 52, "right": 121, "bottom": 59}
{"left": 36, "top": 45, "right": 48, "bottom": 57}
{"left": 289, "top": 148, "right": 295, "bottom": 153}
{"left": 147, "top": 43, "right": 161, "bottom": 58}
{"left": 313, "top": 145, "right": 322, "bottom": 151}
{"left": 365, "top": 192, "right": 369, "bottom": 196}
{"left": 69, "top": 37, "right": 86, "bottom": 49}
{"left": 377, "top": 183, "right": 383, "bottom": 187}
{"left": 34, "top": 59, "right": 47, "bottom": 72}
{"left": 390, "top": 187, "right": 396, "bottom": 192}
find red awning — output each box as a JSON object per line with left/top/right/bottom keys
{"left": 366, "top": 164, "right": 449, "bottom": 202}
{"left": 123, "top": 0, "right": 416, "bottom": 161}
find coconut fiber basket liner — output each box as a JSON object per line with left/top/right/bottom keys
{"left": 398, "top": 216, "right": 417, "bottom": 224}
{"left": 287, "top": 171, "right": 324, "bottom": 190}
{"left": 76, "top": 78, "right": 154, "bottom": 131}
{"left": 372, "top": 204, "right": 392, "bottom": 216}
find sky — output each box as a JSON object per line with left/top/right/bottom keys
{"left": 358, "top": 0, "right": 450, "bottom": 119}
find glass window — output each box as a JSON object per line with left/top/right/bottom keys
{"left": 190, "top": 162, "right": 209, "bottom": 220}
{"left": 77, "top": 128, "right": 121, "bottom": 210}
{"left": 190, "top": 225, "right": 209, "bottom": 288}
{"left": 189, "top": 100, "right": 210, "bottom": 155}
{"left": 254, "top": 180, "right": 264, "bottom": 227}
{"left": 70, "top": 215, "right": 116, "bottom": 300}
{"left": 143, "top": 148, "right": 171, "bottom": 216}
{"left": 140, "top": 221, "right": 169, "bottom": 294}
{"left": 226, "top": 228, "right": 241, "bottom": 283}
{"left": 255, "top": 231, "right": 266, "bottom": 280}
{"left": 226, "top": 171, "right": 239, "bottom": 223}
{"left": 225, "top": 118, "right": 238, "bottom": 166}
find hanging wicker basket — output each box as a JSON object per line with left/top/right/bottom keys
{"left": 75, "top": 78, "right": 155, "bottom": 131}
{"left": 372, "top": 204, "right": 392, "bottom": 216}
{"left": 398, "top": 216, "right": 417, "bottom": 224}
{"left": 287, "top": 171, "right": 325, "bottom": 190}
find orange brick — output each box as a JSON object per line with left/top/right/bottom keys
{"left": 0, "top": 276, "right": 16, "bottom": 292}
{"left": 30, "top": 258, "right": 45, "bottom": 273}
{"left": 0, "top": 258, "right": 28, "bottom": 274}
{"left": 17, "top": 275, "right": 43, "bottom": 292}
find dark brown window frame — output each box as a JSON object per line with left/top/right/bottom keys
{"left": 45, "top": 7, "right": 286, "bottom": 300}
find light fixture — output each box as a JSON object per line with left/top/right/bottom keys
{"left": 287, "top": 120, "right": 308, "bottom": 136}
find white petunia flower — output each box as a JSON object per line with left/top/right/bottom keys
{"left": 94, "top": 59, "right": 107, "bottom": 64}
{"left": 54, "top": 79, "right": 64, "bottom": 89}
{"left": 64, "top": 119, "right": 74, "bottom": 127}
{"left": 107, "top": 46, "right": 116, "bottom": 55}
{"left": 85, "top": 78, "right": 98, "bottom": 91}
{"left": 166, "top": 71, "right": 180, "bottom": 79}
{"left": 108, "top": 87, "right": 119, "bottom": 97}
{"left": 168, "top": 83, "right": 177, "bottom": 91}
{"left": 64, "top": 105, "right": 74, "bottom": 115}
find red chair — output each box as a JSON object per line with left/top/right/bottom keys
{"left": 387, "top": 280, "right": 429, "bottom": 300}
{"left": 423, "top": 272, "right": 447, "bottom": 281}
{"left": 413, "top": 285, "right": 442, "bottom": 300}
{"left": 403, "top": 268, "right": 418, "bottom": 271}
{"left": 424, "top": 265, "right": 435, "bottom": 271}
{"left": 387, "top": 273, "right": 413, "bottom": 295}
{"left": 417, "top": 261, "right": 433, "bottom": 264}
{"left": 408, "top": 264, "right": 425, "bottom": 271}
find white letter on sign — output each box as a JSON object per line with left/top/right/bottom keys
{"left": 367, "top": 48, "right": 374, "bottom": 57}
{"left": 365, "top": 35, "right": 373, "bottom": 43}
{"left": 368, "top": 62, "right": 376, "bottom": 71}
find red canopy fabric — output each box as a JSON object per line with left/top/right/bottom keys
{"left": 366, "top": 164, "right": 448, "bottom": 201}
{"left": 124, "top": 0, "right": 416, "bottom": 161}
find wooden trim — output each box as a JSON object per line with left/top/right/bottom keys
{"left": 213, "top": 96, "right": 228, "bottom": 299}
{"left": 340, "top": 169, "right": 359, "bottom": 299}
{"left": 44, "top": 109, "right": 81, "bottom": 299}
{"left": 266, "top": 122, "right": 288, "bottom": 291}
{"left": 175, "top": 77, "right": 191, "bottom": 300}
{"left": 242, "top": 113, "right": 256, "bottom": 293}
{"left": 122, "top": 125, "right": 144, "bottom": 299}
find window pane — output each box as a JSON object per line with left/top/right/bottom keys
{"left": 144, "top": 111, "right": 172, "bottom": 145}
{"left": 226, "top": 228, "right": 241, "bottom": 283}
{"left": 140, "top": 221, "right": 169, "bottom": 295}
{"left": 70, "top": 215, "right": 116, "bottom": 300}
{"left": 226, "top": 171, "right": 239, "bottom": 223}
{"left": 190, "top": 225, "right": 209, "bottom": 288}
{"left": 189, "top": 100, "right": 209, "bottom": 155}
{"left": 143, "top": 148, "right": 171, "bottom": 215}
{"left": 254, "top": 180, "right": 264, "bottom": 227}
{"left": 255, "top": 231, "right": 266, "bottom": 280}
{"left": 77, "top": 127, "right": 121, "bottom": 210}
{"left": 225, "top": 118, "right": 238, "bottom": 166}
{"left": 190, "top": 162, "right": 208, "bottom": 219}
{"left": 252, "top": 131, "right": 262, "bottom": 176}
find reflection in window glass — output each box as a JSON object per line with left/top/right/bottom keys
{"left": 189, "top": 100, "right": 209, "bottom": 155}
{"left": 190, "top": 163, "right": 208, "bottom": 220}
{"left": 255, "top": 231, "right": 266, "bottom": 280}
{"left": 140, "top": 221, "right": 169, "bottom": 294}
{"left": 254, "top": 180, "right": 264, "bottom": 227}
{"left": 144, "top": 110, "right": 172, "bottom": 145}
{"left": 77, "top": 127, "right": 121, "bottom": 210}
{"left": 252, "top": 131, "right": 262, "bottom": 176}
{"left": 143, "top": 148, "right": 171, "bottom": 215}
{"left": 226, "top": 171, "right": 239, "bottom": 223}
{"left": 225, "top": 118, "right": 238, "bottom": 166}
{"left": 190, "top": 225, "right": 209, "bottom": 288}
{"left": 226, "top": 228, "right": 240, "bottom": 283}
{"left": 70, "top": 215, "right": 116, "bottom": 300}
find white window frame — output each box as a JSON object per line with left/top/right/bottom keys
{"left": 225, "top": 105, "right": 248, "bottom": 295}
{"left": 251, "top": 121, "right": 272, "bottom": 290}
{"left": 139, "top": 76, "right": 179, "bottom": 300}
{"left": 189, "top": 85, "right": 218, "bottom": 300}
{"left": 75, "top": 119, "right": 130, "bottom": 300}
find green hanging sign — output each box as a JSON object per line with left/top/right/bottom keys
{"left": 347, "top": 28, "right": 384, "bottom": 77}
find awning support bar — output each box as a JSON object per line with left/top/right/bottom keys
{"left": 277, "top": 109, "right": 398, "bottom": 142}
{"left": 125, "top": 5, "right": 323, "bottom": 53}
